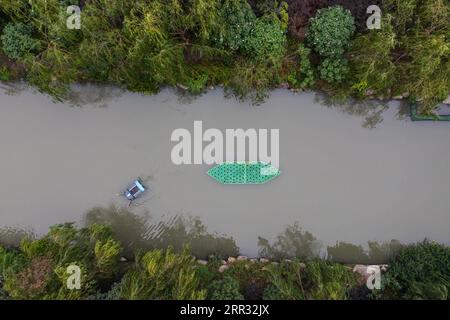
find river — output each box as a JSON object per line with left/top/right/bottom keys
{"left": 0, "top": 84, "right": 449, "bottom": 261}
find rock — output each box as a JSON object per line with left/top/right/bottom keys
{"left": 393, "top": 95, "right": 403, "bottom": 100}
{"left": 299, "top": 263, "right": 306, "bottom": 269}
{"left": 284, "top": 259, "right": 293, "bottom": 263}
{"left": 364, "top": 89, "right": 375, "bottom": 97}
{"left": 120, "top": 257, "right": 127, "bottom": 262}
{"left": 444, "top": 94, "right": 450, "bottom": 105}
{"left": 402, "top": 92, "right": 410, "bottom": 98}
{"left": 227, "top": 257, "right": 236, "bottom": 263}
{"left": 177, "top": 83, "right": 188, "bottom": 91}
{"left": 197, "top": 259, "right": 208, "bottom": 266}
{"left": 249, "top": 258, "right": 258, "bottom": 263}
{"left": 259, "top": 258, "right": 270, "bottom": 263}
{"left": 237, "top": 255, "right": 248, "bottom": 261}
{"left": 218, "top": 265, "right": 229, "bottom": 273}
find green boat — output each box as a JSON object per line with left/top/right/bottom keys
{"left": 208, "top": 162, "right": 281, "bottom": 185}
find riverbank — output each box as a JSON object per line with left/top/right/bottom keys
{"left": 0, "top": 1, "right": 448, "bottom": 113}
{"left": 1, "top": 222, "right": 448, "bottom": 300}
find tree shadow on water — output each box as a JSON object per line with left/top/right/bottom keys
{"left": 258, "top": 222, "right": 404, "bottom": 264}
{"left": 327, "top": 240, "right": 404, "bottom": 264}
{"left": 83, "top": 205, "right": 239, "bottom": 260}
{"left": 258, "top": 222, "right": 323, "bottom": 260}
{"left": 314, "top": 92, "right": 390, "bottom": 129}
{"left": 64, "top": 84, "right": 125, "bottom": 108}
{"left": 0, "top": 227, "right": 35, "bottom": 248}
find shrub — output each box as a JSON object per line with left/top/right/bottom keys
{"left": 214, "top": 0, "right": 256, "bottom": 51}
{"left": 395, "top": 33, "right": 449, "bottom": 112}
{"left": 242, "top": 18, "right": 287, "bottom": 61}
{"left": 0, "top": 66, "right": 11, "bottom": 81}
{"left": 0, "top": 223, "right": 122, "bottom": 300}
{"left": 304, "top": 260, "right": 356, "bottom": 299}
{"left": 348, "top": 15, "right": 396, "bottom": 96}
{"left": 209, "top": 276, "right": 244, "bottom": 300}
{"left": 263, "top": 260, "right": 356, "bottom": 300}
{"left": 318, "top": 57, "right": 349, "bottom": 84}
{"left": 288, "top": 44, "right": 315, "bottom": 88}
{"left": 380, "top": 241, "right": 450, "bottom": 299}
{"left": 118, "top": 247, "right": 207, "bottom": 300}
{"left": 1, "top": 22, "right": 40, "bottom": 60}
{"left": 306, "top": 5, "right": 355, "bottom": 58}
{"left": 263, "top": 262, "right": 305, "bottom": 300}
{"left": 221, "top": 260, "right": 269, "bottom": 299}
{"left": 328, "top": 0, "right": 382, "bottom": 31}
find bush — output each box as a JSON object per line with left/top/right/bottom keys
{"left": 1, "top": 22, "right": 40, "bottom": 60}
{"left": 214, "top": 0, "right": 256, "bottom": 52}
{"left": 288, "top": 44, "right": 315, "bottom": 88}
{"left": 306, "top": 5, "right": 355, "bottom": 58}
{"left": 0, "top": 66, "right": 11, "bottom": 81}
{"left": 118, "top": 247, "right": 207, "bottom": 300}
{"left": 0, "top": 223, "right": 122, "bottom": 300}
{"left": 348, "top": 15, "right": 396, "bottom": 96}
{"left": 242, "top": 18, "right": 287, "bottom": 61}
{"left": 263, "top": 260, "right": 356, "bottom": 300}
{"left": 380, "top": 241, "right": 450, "bottom": 299}
{"left": 318, "top": 57, "right": 349, "bottom": 84}
{"left": 209, "top": 276, "right": 244, "bottom": 300}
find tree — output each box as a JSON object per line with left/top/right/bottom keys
{"left": 118, "top": 247, "right": 207, "bottom": 300}
{"left": 1, "top": 22, "right": 40, "bottom": 59}
{"left": 306, "top": 5, "right": 355, "bottom": 58}
{"left": 348, "top": 16, "right": 396, "bottom": 96}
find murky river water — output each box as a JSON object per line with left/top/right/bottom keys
{"left": 0, "top": 84, "right": 449, "bottom": 261}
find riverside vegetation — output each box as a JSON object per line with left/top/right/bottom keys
{"left": 0, "top": 0, "right": 448, "bottom": 113}
{"left": 0, "top": 207, "right": 449, "bottom": 300}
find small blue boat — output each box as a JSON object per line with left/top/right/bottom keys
{"left": 124, "top": 179, "right": 146, "bottom": 201}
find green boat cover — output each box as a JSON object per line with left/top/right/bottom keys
{"left": 208, "top": 162, "right": 280, "bottom": 184}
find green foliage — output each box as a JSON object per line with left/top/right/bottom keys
{"left": 288, "top": 44, "right": 315, "bottom": 89}
{"left": 0, "top": 223, "right": 122, "bottom": 300}
{"left": 0, "top": 66, "right": 11, "bottom": 81}
{"left": 263, "top": 260, "right": 356, "bottom": 300}
{"left": 1, "top": 22, "right": 40, "bottom": 60}
{"left": 263, "top": 261, "right": 305, "bottom": 300}
{"left": 318, "top": 57, "right": 349, "bottom": 84}
{"left": 241, "top": 17, "right": 287, "bottom": 62}
{"left": 304, "top": 260, "right": 356, "bottom": 299}
{"left": 349, "top": 16, "right": 396, "bottom": 96}
{"left": 221, "top": 260, "right": 269, "bottom": 299}
{"left": 306, "top": 5, "right": 355, "bottom": 58}
{"left": 380, "top": 240, "right": 450, "bottom": 299}
{"left": 214, "top": 0, "right": 256, "bottom": 51}
{"left": 0, "top": 0, "right": 447, "bottom": 110}
{"left": 118, "top": 247, "right": 207, "bottom": 300}
{"left": 209, "top": 276, "right": 244, "bottom": 300}
{"left": 94, "top": 239, "right": 121, "bottom": 277}
{"left": 381, "top": 0, "right": 450, "bottom": 111}
{"left": 395, "top": 33, "right": 449, "bottom": 112}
